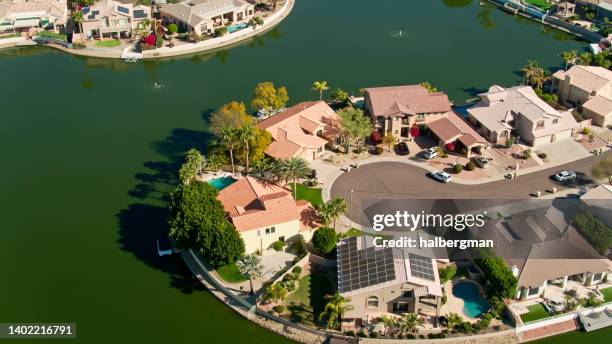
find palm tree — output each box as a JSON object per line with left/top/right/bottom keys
{"left": 329, "top": 197, "right": 347, "bottom": 229}
{"left": 238, "top": 124, "right": 255, "bottom": 174}
{"left": 578, "top": 52, "right": 593, "bottom": 66}
{"left": 312, "top": 81, "right": 329, "bottom": 101}
{"left": 220, "top": 126, "right": 237, "bottom": 174}
{"left": 236, "top": 254, "right": 262, "bottom": 295}
{"left": 521, "top": 59, "right": 539, "bottom": 86}
{"left": 277, "top": 157, "right": 311, "bottom": 199}
{"left": 561, "top": 50, "right": 577, "bottom": 71}
{"left": 319, "top": 291, "right": 353, "bottom": 329}
{"left": 420, "top": 81, "right": 438, "bottom": 93}
{"left": 446, "top": 312, "right": 463, "bottom": 330}
{"left": 72, "top": 11, "right": 85, "bottom": 44}
{"left": 315, "top": 202, "right": 334, "bottom": 227}
{"left": 382, "top": 130, "right": 397, "bottom": 152}
{"left": 398, "top": 313, "right": 424, "bottom": 335}
{"left": 380, "top": 315, "right": 397, "bottom": 336}
{"left": 178, "top": 148, "right": 206, "bottom": 184}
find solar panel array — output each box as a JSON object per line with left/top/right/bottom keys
{"left": 408, "top": 253, "right": 435, "bottom": 281}
{"left": 337, "top": 237, "right": 396, "bottom": 293}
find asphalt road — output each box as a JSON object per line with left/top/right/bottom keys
{"left": 330, "top": 151, "right": 611, "bottom": 225}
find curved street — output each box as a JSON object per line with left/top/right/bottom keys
{"left": 330, "top": 151, "right": 611, "bottom": 226}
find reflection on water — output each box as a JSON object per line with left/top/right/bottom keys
{"left": 390, "top": 29, "right": 408, "bottom": 39}
{"left": 442, "top": 0, "right": 474, "bottom": 7}
{"left": 477, "top": 6, "right": 497, "bottom": 30}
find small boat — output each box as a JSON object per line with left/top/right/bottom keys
{"left": 124, "top": 57, "right": 139, "bottom": 63}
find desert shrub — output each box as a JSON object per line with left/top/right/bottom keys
{"left": 465, "top": 162, "right": 476, "bottom": 171}
{"left": 454, "top": 164, "right": 463, "bottom": 174}
{"left": 582, "top": 127, "right": 591, "bottom": 135}
{"left": 292, "top": 266, "right": 302, "bottom": 274}
{"left": 375, "top": 146, "right": 384, "bottom": 155}
{"left": 523, "top": 149, "right": 532, "bottom": 159}
{"left": 214, "top": 27, "right": 227, "bottom": 37}
{"left": 538, "top": 153, "right": 547, "bottom": 159}
{"left": 167, "top": 23, "right": 178, "bottom": 34}
{"left": 273, "top": 305, "right": 285, "bottom": 313}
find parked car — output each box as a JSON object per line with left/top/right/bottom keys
{"left": 422, "top": 147, "right": 438, "bottom": 160}
{"left": 428, "top": 170, "right": 452, "bottom": 183}
{"left": 472, "top": 156, "right": 489, "bottom": 168}
{"left": 396, "top": 141, "right": 409, "bottom": 155}
{"left": 554, "top": 170, "right": 577, "bottom": 182}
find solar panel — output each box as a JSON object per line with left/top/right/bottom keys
{"left": 408, "top": 253, "right": 436, "bottom": 281}
{"left": 337, "top": 237, "right": 396, "bottom": 293}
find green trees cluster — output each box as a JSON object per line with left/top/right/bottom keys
{"left": 522, "top": 60, "right": 548, "bottom": 90}
{"left": 337, "top": 107, "right": 373, "bottom": 153}
{"left": 178, "top": 148, "right": 206, "bottom": 185}
{"left": 168, "top": 181, "right": 245, "bottom": 267}
{"left": 251, "top": 81, "right": 289, "bottom": 113}
{"left": 573, "top": 212, "right": 612, "bottom": 255}
{"left": 474, "top": 254, "right": 518, "bottom": 299}
{"left": 438, "top": 265, "right": 457, "bottom": 283}
{"left": 560, "top": 49, "right": 612, "bottom": 70}
{"left": 312, "top": 227, "right": 337, "bottom": 254}
{"left": 253, "top": 157, "right": 311, "bottom": 199}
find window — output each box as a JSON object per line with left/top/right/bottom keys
{"left": 257, "top": 230, "right": 260, "bottom": 237}
{"left": 366, "top": 296, "right": 379, "bottom": 309}
{"left": 536, "top": 120, "right": 545, "bottom": 129}
{"left": 402, "top": 290, "right": 414, "bottom": 298}
{"left": 416, "top": 114, "right": 425, "bottom": 121}
{"left": 593, "top": 272, "right": 604, "bottom": 281}
{"left": 393, "top": 302, "right": 409, "bottom": 312}
{"left": 317, "top": 147, "right": 323, "bottom": 153}
{"left": 527, "top": 287, "right": 539, "bottom": 296}
{"left": 270, "top": 227, "right": 275, "bottom": 234}
{"left": 553, "top": 118, "right": 559, "bottom": 124}
{"left": 265, "top": 228, "right": 270, "bottom": 234}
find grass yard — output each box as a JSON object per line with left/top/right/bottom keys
{"left": 95, "top": 39, "right": 121, "bottom": 48}
{"left": 600, "top": 287, "right": 612, "bottom": 302}
{"left": 286, "top": 274, "right": 332, "bottom": 326}
{"left": 291, "top": 184, "right": 323, "bottom": 206}
{"left": 37, "top": 30, "right": 67, "bottom": 41}
{"left": 524, "top": 0, "right": 553, "bottom": 10}
{"left": 215, "top": 263, "right": 246, "bottom": 283}
{"left": 520, "top": 303, "right": 550, "bottom": 323}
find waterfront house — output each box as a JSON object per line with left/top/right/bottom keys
{"left": 470, "top": 200, "right": 610, "bottom": 301}
{"left": 216, "top": 176, "right": 317, "bottom": 254}
{"left": 0, "top": 0, "right": 68, "bottom": 34}
{"left": 337, "top": 236, "right": 443, "bottom": 323}
{"left": 160, "top": 0, "right": 254, "bottom": 37}
{"left": 467, "top": 85, "right": 579, "bottom": 147}
{"left": 552, "top": 65, "right": 612, "bottom": 127}
{"left": 364, "top": 85, "right": 487, "bottom": 157}
{"left": 256, "top": 101, "right": 341, "bottom": 162}
{"left": 80, "top": 0, "right": 151, "bottom": 40}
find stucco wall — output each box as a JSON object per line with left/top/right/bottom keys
{"left": 240, "top": 219, "right": 301, "bottom": 254}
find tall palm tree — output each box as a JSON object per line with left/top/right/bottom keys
{"left": 238, "top": 124, "right": 255, "bottom": 174}
{"left": 398, "top": 313, "right": 424, "bottom": 335}
{"left": 560, "top": 50, "right": 577, "bottom": 71}
{"left": 236, "top": 254, "right": 262, "bottom": 295}
{"left": 319, "top": 291, "right": 353, "bottom": 329}
{"left": 315, "top": 202, "right": 334, "bottom": 227}
{"left": 329, "top": 197, "right": 347, "bottom": 230}
{"left": 521, "top": 59, "right": 539, "bottom": 86}
{"left": 446, "top": 312, "right": 463, "bottom": 330}
{"left": 72, "top": 11, "right": 85, "bottom": 44}
{"left": 220, "top": 126, "right": 237, "bottom": 174}
{"left": 312, "top": 81, "right": 329, "bottom": 101}
{"left": 277, "top": 157, "right": 311, "bottom": 199}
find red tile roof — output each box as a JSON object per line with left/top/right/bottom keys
{"left": 426, "top": 112, "right": 487, "bottom": 147}
{"left": 364, "top": 85, "right": 452, "bottom": 117}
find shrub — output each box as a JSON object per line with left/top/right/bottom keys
{"left": 474, "top": 255, "right": 518, "bottom": 298}
{"left": 405, "top": 334, "right": 416, "bottom": 339}
{"left": 458, "top": 321, "right": 473, "bottom": 334}
{"left": 523, "top": 149, "right": 532, "bottom": 159}
{"left": 465, "top": 162, "right": 476, "bottom": 171}
{"left": 582, "top": 127, "right": 591, "bottom": 135}
{"left": 273, "top": 305, "right": 285, "bottom": 313}
{"left": 155, "top": 35, "right": 163, "bottom": 48}
{"left": 442, "top": 295, "right": 448, "bottom": 305}
{"left": 294, "top": 234, "right": 308, "bottom": 257}
{"left": 214, "top": 27, "right": 228, "bottom": 37}
{"left": 573, "top": 212, "right": 612, "bottom": 255}
{"left": 369, "top": 332, "right": 378, "bottom": 338}
{"left": 357, "top": 331, "right": 367, "bottom": 338}
{"left": 312, "top": 227, "right": 337, "bottom": 254}
{"left": 538, "top": 153, "right": 547, "bottom": 159}
{"left": 375, "top": 146, "right": 384, "bottom": 155}
{"left": 271, "top": 240, "right": 284, "bottom": 251}
{"left": 292, "top": 266, "right": 302, "bottom": 274}
{"left": 344, "top": 330, "right": 355, "bottom": 337}
{"left": 505, "top": 136, "right": 515, "bottom": 148}
{"left": 310, "top": 169, "right": 317, "bottom": 179}
{"left": 283, "top": 280, "right": 296, "bottom": 292}
{"left": 167, "top": 23, "right": 178, "bottom": 34}
{"left": 454, "top": 164, "right": 463, "bottom": 174}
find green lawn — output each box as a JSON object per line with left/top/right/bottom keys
{"left": 215, "top": 263, "right": 246, "bottom": 283}
{"left": 524, "top": 0, "right": 553, "bottom": 10}
{"left": 291, "top": 184, "right": 323, "bottom": 206}
{"left": 95, "top": 40, "right": 121, "bottom": 47}
{"left": 37, "top": 30, "right": 67, "bottom": 41}
{"left": 600, "top": 287, "right": 612, "bottom": 302}
{"left": 520, "top": 303, "right": 550, "bottom": 323}
{"left": 286, "top": 274, "right": 332, "bottom": 326}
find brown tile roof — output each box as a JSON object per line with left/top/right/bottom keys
{"left": 364, "top": 85, "right": 452, "bottom": 117}
{"left": 426, "top": 112, "right": 487, "bottom": 147}
{"left": 257, "top": 101, "right": 322, "bottom": 130}
{"left": 217, "top": 176, "right": 305, "bottom": 232}
{"left": 264, "top": 140, "right": 303, "bottom": 159}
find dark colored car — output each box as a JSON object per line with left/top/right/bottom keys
{"left": 396, "top": 141, "right": 409, "bottom": 155}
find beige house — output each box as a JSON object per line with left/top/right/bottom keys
{"left": 467, "top": 85, "right": 579, "bottom": 147}
{"left": 553, "top": 65, "right": 612, "bottom": 127}
{"left": 0, "top": 0, "right": 67, "bottom": 33}
{"left": 364, "top": 85, "right": 452, "bottom": 139}
{"left": 337, "top": 236, "right": 443, "bottom": 322}
{"left": 160, "top": 0, "right": 254, "bottom": 36}
{"left": 80, "top": 0, "right": 151, "bottom": 39}
{"left": 216, "top": 176, "right": 317, "bottom": 254}
{"left": 257, "top": 101, "right": 341, "bottom": 162}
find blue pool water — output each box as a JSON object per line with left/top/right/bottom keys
{"left": 452, "top": 282, "right": 489, "bottom": 318}
{"left": 227, "top": 23, "right": 248, "bottom": 33}
{"left": 208, "top": 177, "right": 235, "bottom": 190}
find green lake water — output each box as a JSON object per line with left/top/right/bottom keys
{"left": 0, "top": 0, "right": 600, "bottom": 343}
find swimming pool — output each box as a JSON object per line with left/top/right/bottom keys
{"left": 208, "top": 177, "right": 236, "bottom": 190}
{"left": 227, "top": 23, "right": 248, "bottom": 33}
{"left": 452, "top": 282, "right": 489, "bottom": 318}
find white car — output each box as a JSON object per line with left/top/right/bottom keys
{"left": 554, "top": 170, "right": 577, "bottom": 182}
{"left": 429, "top": 170, "right": 452, "bottom": 183}
{"left": 422, "top": 147, "right": 438, "bottom": 160}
